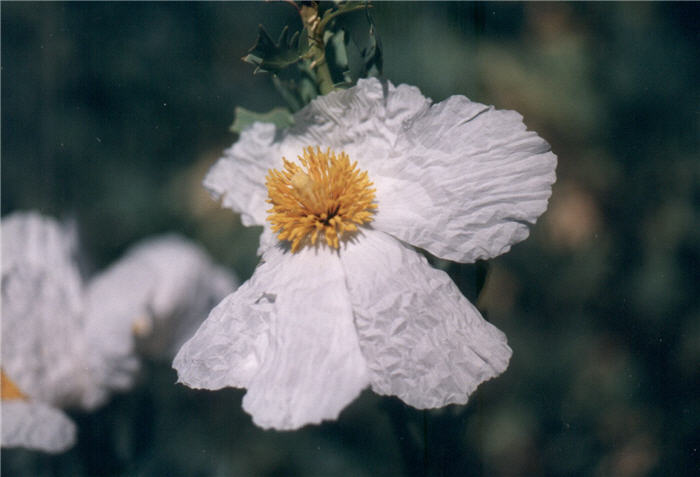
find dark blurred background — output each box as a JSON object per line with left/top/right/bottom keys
{"left": 2, "top": 2, "right": 699, "bottom": 476}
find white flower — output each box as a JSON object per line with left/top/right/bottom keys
{"left": 1, "top": 212, "right": 237, "bottom": 452}
{"left": 173, "top": 78, "right": 557, "bottom": 430}
{"left": 1, "top": 212, "right": 88, "bottom": 452}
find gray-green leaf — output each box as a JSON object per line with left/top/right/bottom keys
{"left": 229, "top": 106, "right": 294, "bottom": 134}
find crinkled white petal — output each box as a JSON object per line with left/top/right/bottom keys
{"left": 340, "top": 229, "right": 512, "bottom": 409}
{"left": 372, "top": 95, "right": 557, "bottom": 262}
{"left": 1, "top": 400, "right": 76, "bottom": 453}
{"left": 203, "top": 122, "right": 282, "bottom": 227}
{"left": 174, "top": 245, "right": 369, "bottom": 430}
{"left": 287, "top": 79, "right": 431, "bottom": 161}
{"left": 84, "top": 235, "right": 237, "bottom": 403}
{"left": 1, "top": 212, "right": 97, "bottom": 408}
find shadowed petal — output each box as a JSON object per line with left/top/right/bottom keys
{"left": 340, "top": 229, "right": 511, "bottom": 408}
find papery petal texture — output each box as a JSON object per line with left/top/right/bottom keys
{"left": 340, "top": 230, "right": 512, "bottom": 408}
{"left": 1, "top": 401, "right": 76, "bottom": 454}
{"left": 175, "top": 246, "right": 369, "bottom": 430}
{"left": 372, "top": 96, "right": 557, "bottom": 262}
{"left": 286, "top": 80, "right": 430, "bottom": 162}
{"left": 203, "top": 122, "right": 281, "bottom": 227}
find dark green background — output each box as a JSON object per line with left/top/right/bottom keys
{"left": 2, "top": 2, "right": 699, "bottom": 476}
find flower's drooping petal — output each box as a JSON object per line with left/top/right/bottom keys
{"left": 371, "top": 92, "right": 557, "bottom": 263}
{"left": 340, "top": 230, "right": 512, "bottom": 409}
{"left": 203, "top": 122, "right": 281, "bottom": 227}
{"left": 174, "top": 246, "right": 369, "bottom": 430}
{"left": 0, "top": 212, "right": 98, "bottom": 408}
{"left": 1, "top": 400, "right": 76, "bottom": 453}
{"left": 84, "top": 235, "right": 237, "bottom": 404}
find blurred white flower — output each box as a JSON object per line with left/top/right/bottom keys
{"left": 1, "top": 212, "right": 237, "bottom": 452}
{"left": 174, "top": 78, "right": 557, "bottom": 430}
{"left": 1, "top": 212, "right": 90, "bottom": 452}
{"left": 84, "top": 235, "right": 238, "bottom": 396}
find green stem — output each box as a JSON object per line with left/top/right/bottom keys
{"left": 313, "top": 55, "right": 335, "bottom": 95}
{"left": 301, "top": 2, "right": 337, "bottom": 95}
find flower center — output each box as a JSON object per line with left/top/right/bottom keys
{"left": 1, "top": 369, "right": 27, "bottom": 400}
{"left": 266, "top": 146, "right": 376, "bottom": 252}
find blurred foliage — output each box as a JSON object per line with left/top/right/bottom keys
{"left": 2, "top": 2, "right": 699, "bottom": 477}
{"left": 229, "top": 106, "right": 294, "bottom": 135}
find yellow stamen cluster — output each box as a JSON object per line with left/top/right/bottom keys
{"left": 1, "top": 369, "right": 27, "bottom": 400}
{"left": 266, "top": 146, "right": 376, "bottom": 252}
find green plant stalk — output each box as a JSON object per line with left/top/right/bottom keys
{"left": 301, "top": 2, "right": 335, "bottom": 95}
{"left": 311, "top": 46, "right": 335, "bottom": 95}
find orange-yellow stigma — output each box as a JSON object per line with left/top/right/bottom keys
{"left": 1, "top": 369, "right": 27, "bottom": 400}
{"left": 266, "top": 146, "right": 376, "bottom": 252}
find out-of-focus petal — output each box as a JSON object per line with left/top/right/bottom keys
{"left": 0, "top": 212, "right": 95, "bottom": 408}
{"left": 340, "top": 229, "right": 512, "bottom": 408}
{"left": 174, "top": 246, "right": 369, "bottom": 430}
{"left": 1, "top": 400, "right": 76, "bottom": 453}
{"left": 371, "top": 94, "right": 557, "bottom": 262}
{"left": 84, "top": 235, "right": 237, "bottom": 403}
{"left": 1, "top": 211, "right": 79, "bottom": 275}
